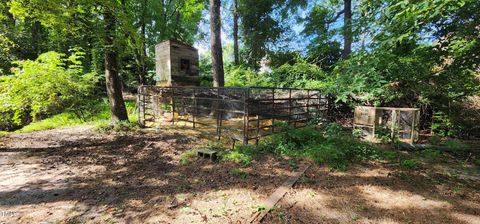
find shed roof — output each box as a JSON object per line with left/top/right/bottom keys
{"left": 163, "top": 39, "right": 198, "bottom": 51}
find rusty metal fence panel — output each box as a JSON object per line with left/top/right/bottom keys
{"left": 138, "top": 86, "right": 330, "bottom": 144}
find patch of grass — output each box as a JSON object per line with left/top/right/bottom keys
{"left": 96, "top": 120, "right": 139, "bottom": 133}
{"left": 429, "top": 135, "right": 442, "bottom": 145}
{"left": 400, "top": 159, "right": 419, "bottom": 169}
{"left": 223, "top": 150, "right": 252, "bottom": 166}
{"left": 299, "top": 175, "right": 314, "bottom": 184}
{"left": 0, "top": 131, "right": 9, "bottom": 137}
{"left": 287, "top": 160, "right": 298, "bottom": 169}
{"left": 222, "top": 144, "right": 259, "bottom": 166}
{"left": 16, "top": 112, "right": 86, "bottom": 133}
{"left": 474, "top": 159, "right": 480, "bottom": 166}
{"left": 444, "top": 139, "right": 465, "bottom": 148}
{"left": 381, "top": 150, "right": 398, "bottom": 161}
{"left": 258, "top": 123, "right": 382, "bottom": 169}
{"left": 230, "top": 168, "right": 249, "bottom": 179}
{"left": 252, "top": 205, "right": 267, "bottom": 212}
{"left": 14, "top": 99, "right": 138, "bottom": 133}
{"left": 418, "top": 148, "right": 442, "bottom": 160}
{"left": 179, "top": 150, "right": 197, "bottom": 165}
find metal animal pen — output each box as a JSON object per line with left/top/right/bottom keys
{"left": 138, "top": 86, "right": 331, "bottom": 144}
{"left": 353, "top": 106, "right": 420, "bottom": 143}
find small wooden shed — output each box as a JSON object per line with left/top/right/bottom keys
{"left": 353, "top": 106, "right": 420, "bottom": 144}
{"left": 155, "top": 39, "right": 200, "bottom": 86}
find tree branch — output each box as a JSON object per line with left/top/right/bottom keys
{"left": 326, "top": 9, "right": 345, "bottom": 24}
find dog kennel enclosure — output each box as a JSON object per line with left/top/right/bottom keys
{"left": 138, "top": 86, "right": 331, "bottom": 144}
{"left": 353, "top": 106, "right": 420, "bottom": 143}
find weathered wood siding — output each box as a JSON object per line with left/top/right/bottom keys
{"left": 155, "top": 41, "right": 171, "bottom": 86}
{"left": 155, "top": 40, "right": 199, "bottom": 86}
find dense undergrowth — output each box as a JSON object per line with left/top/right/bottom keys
{"left": 219, "top": 123, "right": 385, "bottom": 169}
{"left": 8, "top": 100, "right": 137, "bottom": 133}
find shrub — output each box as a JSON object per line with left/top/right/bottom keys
{"left": 0, "top": 50, "right": 96, "bottom": 130}
{"left": 418, "top": 148, "right": 442, "bottom": 160}
{"left": 222, "top": 144, "right": 260, "bottom": 166}
{"left": 223, "top": 150, "right": 252, "bottom": 166}
{"left": 180, "top": 150, "right": 197, "bottom": 165}
{"left": 400, "top": 159, "right": 418, "bottom": 169}
{"left": 225, "top": 65, "right": 269, "bottom": 87}
{"left": 269, "top": 62, "right": 327, "bottom": 89}
{"left": 230, "top": 168, "right": 249, "bottom": 179}
{"left": 260, "top": 123, "right": 381, "bottom": 169}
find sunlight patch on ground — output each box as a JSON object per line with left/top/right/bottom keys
{"left": 328, "top": 166, "right": 390, "bottom": 178}
{"left": 355, "top": 167, "right": 391, "bottom": 178}
{"left": 3, "top": 201, "right": 78, "bottom": 223}
{"left": 451, "top": 212, "right": 480, "bottom": 224}
{"left": 144, "top": 188, "right": 262, "bottom": 223}
{"left": 357, "top": 217, "right": 400, "bottom": 224}
{"left": 282, "top": 188, "right": 352, "bottom": 222}
{"left": 359, "top": 185, "right": 452, "bottom": 210}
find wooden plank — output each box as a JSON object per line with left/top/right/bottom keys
{"left": 247, "top": 164, "right": 310, "bottom": 224}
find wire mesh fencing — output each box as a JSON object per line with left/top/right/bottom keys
{"left": 138, "top": 86, "right": 331, "bottom": 144}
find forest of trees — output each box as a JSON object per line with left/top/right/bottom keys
{"left": 0, "top": 0, "right": 479, "bottom": 137}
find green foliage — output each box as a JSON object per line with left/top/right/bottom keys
{"left": 400, "top": 159, "right": 419, "bottom": 169}
{"left": 444, "top": 139, "right": 469, "bottom": 157}
{"left": 418, "top": 148, "right": 442, "bottom": 160}
{"left": 259, "top": 123, "right": 381, "bottom": 169}
{"left": 225, "top": 66, "right": 268, "bottom": 87}
{"left": 179, "top": 149, "right": 197, "bottom": 165}
{"left": 269, "top": 62, "right": 327, "bottom": 89}
{"left": 225, "top": 62, "right": 328, "bottom": 90}
{"left": 374, "top": 126, "right": 395, "bottom": 144}
{"left": 474, "top": 159, "right": 480, "bottom": 166}
{"left": 222, "top": 145, "right": 257, "bottom": 166}
{"left": 302, "top": 4, "right": 342, "bottom": 71}
{"left": 287, "top": 160, "right": 298, "bottom": 169}
{"left": 0, "top": 51, "right": 96, "bottom": 130}
{"left": 429, "top": 135, "right": 442, "bottom": 145}
{"left": 16, "top": 113, "right": 83, "bottom": 133}
{"left": 239, "top": 0, "right": 284, "bottom": 68}
{"left": 381, "top": 150, "right": 399, "bottom": 161}
{"left": 230, "top": 168, "right": 249, "bottom": 179}
{"left": 432, "top": 112, "right": 455, "bottom": 137}
{"left": 16, "top": 99, "right": 136, "bottom": 133}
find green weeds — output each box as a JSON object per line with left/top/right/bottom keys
{"left": 230, "top": 168, "right": 249, "bottom": 179}
{"left": 13, "top": 99, "right": 137, "bottom": 133}
{"left": 400, "top": 159, "right": 419, "bottom": 169}
{"left": 258, "top": 123, "right": 382, "bottom": 169}
{"left": 179, "top": 150, "right": 197, "bottom": 165}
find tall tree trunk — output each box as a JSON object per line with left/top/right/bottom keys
{"left": 342, "top": 0, "right": 352, "bottom": 59}
{"left": 233, "top": 0, "right": 239, "bottom": 65}
{"left": 210, "top": 0, "right": 225, "bottom": 87}
{"left": 138, "top": 0, "right": 148, "bottom": 85}
{"left": 104, "top": 8, "right": 129, "bottom": 122}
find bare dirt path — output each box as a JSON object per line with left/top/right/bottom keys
{"left": 0, "top": 126, "right": 298, "bottom": 223}
{"left": 262, "top": 158, "right": 480, "bottom": 224}
{"left": 1, "top": 126, "right": 479, "bottom": 224}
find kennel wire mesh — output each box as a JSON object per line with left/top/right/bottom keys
{"left": 138, "top": 86, "right": 331, "bottom": 144}
{"left": 353, "top": 106, "right": 420, "bottom": 143}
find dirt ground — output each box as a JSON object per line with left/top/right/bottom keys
{"left": 0, "top": 126, "right": 479, "bottom": 224}
{"left": 263, "top": 152, "right": 480, "bottom": 223}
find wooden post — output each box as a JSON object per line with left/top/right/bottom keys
{"left": 256, "top": 114, "right": 260, "bottom": 145}
{"left": 243, "top": 88, "right": 249, "bottom": 144}
{"left": 172, "top": 88, "right": 176, "bottom": 125}
{"left": 138, "top": 86, "right": 143, "bottom": 127}
{"left": 288, "top": 89, "right": 292, "bottom": 126}
{"left": 216, "top": 88, "right": 220, "bottom": 139}
{"left": 391, "top": 109, "right": 397, "bottom": 141}
{"left": 193, "top": 88, "right": 197, "bottom": 129}
{"left": 306, "top": 90, "right": 310, "bottom": 121}
{"left": 271, "top": 88, "right": 275, "bottom": 134}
